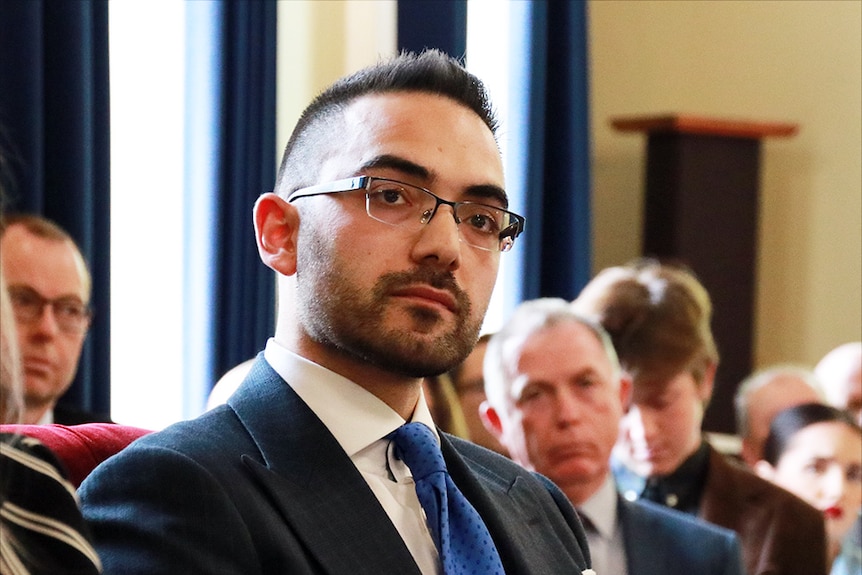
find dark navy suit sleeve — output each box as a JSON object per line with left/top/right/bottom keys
{"left": 80, "top": 441, "right": 263, "bottom": 575}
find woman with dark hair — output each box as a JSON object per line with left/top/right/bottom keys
{"left": 756, "top": 402, "right": 862, "bottom": 574}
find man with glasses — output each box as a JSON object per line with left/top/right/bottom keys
{"left": 0, "top": 214, "right": 106, "bottom": 425}
{"left": 80, "top": 50, "right": 592, "bottom": 574}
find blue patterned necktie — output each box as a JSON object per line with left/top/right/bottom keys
{"left": 392, "top": 422, "right": 505, "bottom": 575}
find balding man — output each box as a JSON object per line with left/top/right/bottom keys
{"left": 734, "top": 364, "right": 824, "bottom": 467}
{"left": 816, "top": 342, "right": 862, "bottom": 426}
{"left": 0, "top": 214, "right": 109, "bottom": 424}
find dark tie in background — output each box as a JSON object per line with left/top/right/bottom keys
{"left": 392, "top": 422, "right": 505, "bottom": 575}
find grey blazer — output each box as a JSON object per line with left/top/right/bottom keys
{"left": 80, "top": 358, "right": 591, "bottom": 574}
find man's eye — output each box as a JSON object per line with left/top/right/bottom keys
{"left": 518, "top": 386, "right": 545, "bottom": 404}
{"left": 55, "top": 301, "right": 85, "bottom": 318}
{"left": 462, "top": 207, "right": 501, "bottom": 236}
{"left": 369, "top": 182, "right": 414, "bottom": 206}
{"left": 379, "top": 188, "right": 406, "bottom": 204}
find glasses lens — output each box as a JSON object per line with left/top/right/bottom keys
{"left": 7, "top": 286, "right": 89, "bottom": 333}
{"left": 364, "top": 178, "right": 521, "bottom": 252}
{"left": 8, "top": 287, "right": 43, "bottom": 322}
{"left": 365, "top": 180, "right": 435, "bottom": 227}
{"left": 456, "top": 204, "right": 515, "bottom": 252}
{"left": 53, "top": 300, "right": 91, "bottom": 333}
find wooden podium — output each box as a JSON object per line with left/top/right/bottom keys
{"left": 612, "top": 114, "right": 798, "bottom": 434}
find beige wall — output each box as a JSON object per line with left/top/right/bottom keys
{"left": 589, "top": 0, "right": 861, "bottom": 367}
{"left": 276, "top": 0, "right": 396, "bottom": 168}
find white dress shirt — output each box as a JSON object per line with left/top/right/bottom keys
{"left": 264, "top": 338, "right": 440, "bottom": 574}
{"left": 578, "top": 475, "right": 628, "bottom": 575}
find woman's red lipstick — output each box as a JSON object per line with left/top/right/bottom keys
{"left": 824, "top": 506, "right": 843, "bottom": 520}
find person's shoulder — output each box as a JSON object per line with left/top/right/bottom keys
{"left": 709, "top": 448, "right": 822, "bottom": 518}
{"left": 625, "top": 497, "right": 737, "bottom": 543}
{"left": 621, "top": 497, "right": 745, "bottom": 573}
{"left": 82, "top": 405, "right": 249, "bottom": 483}
{"left": 445, "top": 433, "right": 526, "bottom": 475}
{"left": 1, "top": 431, "right": 67, "bottom": 473}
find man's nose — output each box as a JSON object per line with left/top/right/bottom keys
{"left": 29, "top": 303, "right": 62, "bottom": 336}
{"left": 555, "top": 389, "right": 584, "bottom": 426}
{"left": 412, "top": 203, "right": 463, "bottom": 269}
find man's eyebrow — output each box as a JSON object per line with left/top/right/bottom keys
{"left": 359, "top": 155, "right": 430, "bottom": 180}
{"left": 360, "top": 154, "right": 509, "bottom": 208}
{"left": 464, "top": 185, "right": 509, "bottom": 209}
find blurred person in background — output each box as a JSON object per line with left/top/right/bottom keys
{"left": 1, "top": 184, "right": 101, "bottom": 573}
{"left": 0, "top": 214, "right": 109, "bottom": 425}
{"left": 755, "top": 402, "right": 862, "bottom": 574}
{"left": 483, "top": 298, "right": 744, "bottom": 575}
{"left": 573, "top": 258, "right": 828, "bottom": 575}
{"left": 734, "top": 364, "right": 824, "bottom": 467}
{"left": 816, "top": 342, "right": 862, "bottom": 427}
{"left": 447, "top": 333, "right": 507, "bottom": 455}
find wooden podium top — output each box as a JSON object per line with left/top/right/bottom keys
{"left": 611, "top": 114, "right": 799, "bottom": 139}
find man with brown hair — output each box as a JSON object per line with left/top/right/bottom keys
{"left": 573, "top": 258, "right": 828, "bottom": 575}
{"left": 0, "top": 214, "right": 108, "bottom": 424}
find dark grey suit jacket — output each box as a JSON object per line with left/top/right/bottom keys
{"left": 80, "top": 358, "right": 591, "bottom": 574}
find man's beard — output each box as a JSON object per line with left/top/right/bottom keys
{"left": 295, "top": 229, "right": 484, "bottom": 378}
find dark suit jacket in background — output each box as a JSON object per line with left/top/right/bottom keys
{"left": 80, "top": 358, "right": 591, "bottom": 574}
{"left": 54, "top": 404, "right": 113, "bottom": 425}
{"left": 620, "top": 496, "right": 744, "bottom": 575}
{"left": 700, "top": 445, "right": 828, "bottom": 575}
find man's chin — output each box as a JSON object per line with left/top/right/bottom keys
{"left": 23, "top": 379, "right": 65, "bottom": 407}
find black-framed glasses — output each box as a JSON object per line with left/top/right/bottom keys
{"left": 288, "top": 176, "right": 526, "bottom": 253}
{"left": 7, "top": 285, "right": 91, "bottom": 334}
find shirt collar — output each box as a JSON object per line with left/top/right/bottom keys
{"left": 639, "top": 440, "right": 710, "bottom": 512}
{"left": 263, "top": 338, "right": 437, "bottom": 457}
{"left": 578, "top": 474, "right": 619, "bottom": 539}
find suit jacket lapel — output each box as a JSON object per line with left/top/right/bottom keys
{"left": 228, "top": 358, "right": 421, "bottom": 575}
{"left": 440, "top": 433, "right": 588, "bottom": 573}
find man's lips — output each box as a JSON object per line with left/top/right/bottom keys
{"left": 391, "top": 285, "right": 458, "bottom": 313}
{"left": 547, "top": 444, "right": 595, "bottom": 463}
{"left": 22, "top": 356, "right": 54, "bottom": 375}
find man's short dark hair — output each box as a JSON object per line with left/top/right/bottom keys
{"left": 274, "top": 49, "right": 498, "bottom": 197}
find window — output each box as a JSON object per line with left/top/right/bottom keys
{"left": 109, "top": 2, "right": 186, "bottom": 429}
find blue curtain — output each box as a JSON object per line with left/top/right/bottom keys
{"left": 509, "top": 0, "right": 592, "bottom": 301}
{"left": 0, "top": 0, "right": 111, "bottom": 416}
{"left": 183, "top": 1, "right": 277, "bottom": 416}
{"left": 397, "top": 0, "right": 467, "bottom": 59}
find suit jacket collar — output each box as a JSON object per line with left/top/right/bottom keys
{"left": 228, "top": 357, "right": 421, "bottom": 575}
{"left": 699, "top": 445, "right": 751, "bottom": 526}
{"left": 227, "top": 357, "right": 585, "bottom": 574}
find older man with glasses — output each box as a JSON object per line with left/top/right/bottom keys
{"left": 0, "top": 214, "right": 107, "bottom": 425}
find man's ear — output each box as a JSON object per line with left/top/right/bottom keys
{"left": 479, "top": 400, "right": 504, "bottom": 440}
{"left": 619, "top": 373, "right": 633, "bottom": 411}
{"left": 699, "top": 362, "right": 717, "bottom": 404}
{"left": 753, "top": 459, "right": 776, "bottom": 480}
{"left": 254, "top": 193, "right": 299, "bottom": 276}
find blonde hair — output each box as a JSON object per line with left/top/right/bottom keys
{"left": 0, "top": 264, "right": 23, "bottom": 424}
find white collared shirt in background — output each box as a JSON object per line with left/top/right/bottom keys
{"left": 264, "top": 338, "right": 439, "bottom": 574}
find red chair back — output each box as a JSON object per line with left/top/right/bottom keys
{"left": 1, "top": 423, "right": 153, "bottom": 487}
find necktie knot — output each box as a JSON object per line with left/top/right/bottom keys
{"left": 392, "top": 422, "right": 447, "bottom": 480}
